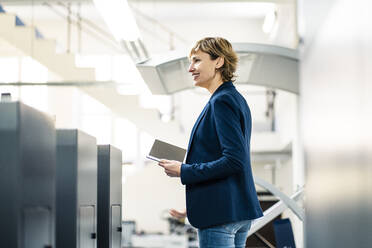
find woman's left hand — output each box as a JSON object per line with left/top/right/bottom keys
{"left": 158, "top": 159, "right": 182, "bottom": 177}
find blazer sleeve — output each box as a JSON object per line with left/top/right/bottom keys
{"left": 180, "top": 95, "right": 248, "bottom": 185}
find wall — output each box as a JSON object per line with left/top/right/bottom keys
{"left": 122, "top": 162, "right": 186, "bottom": 234}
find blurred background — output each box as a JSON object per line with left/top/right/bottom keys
{"left": 0, "top": 0, "right": 370, "bottom": 247}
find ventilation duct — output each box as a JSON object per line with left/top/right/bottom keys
{"left": 136, "top": 43, "right": 299, "bottom": 95}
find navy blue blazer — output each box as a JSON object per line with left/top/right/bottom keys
{"left": 180, "top": 81, "right": 263, "bottom": 229}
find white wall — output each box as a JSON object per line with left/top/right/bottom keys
{"left": 122, "top": 162, "right": 186, "bottom": 234}
{"left": 47, "top": 87, "right": 81, "bottom": 128}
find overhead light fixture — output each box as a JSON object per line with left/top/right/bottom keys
{"left": 262, "top": 9, "right": 277, "bottom": 34}
{"left": 93, "top": 0, "right": 140, "bottom": 41}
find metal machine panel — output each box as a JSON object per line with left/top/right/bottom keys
{"left": 97, "top": 145, "right": 122, "bottom": 248}
{"left": 79, "top": 206, "right": 96, "bottom": 248}
{"left": 56, "top": 129, "right": 97, "bottom": 248}
{"left": 78, "top": 133, "right": 98, "bottom": 206}
{"left": 24, "top": 207, "right": 51, "bottom": 248}
{"left": 0, "top": 101, "right": 56, "bottom": 248}
{"left": 111, "top": 205, "right": 122, "bottom": 248}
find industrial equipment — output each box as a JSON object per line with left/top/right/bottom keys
{"left": 56, "top": 129, "right": 98, "bottom": 248}
{"left": 0, "top": 101, "right": 56, "bottom": 248}
{"left": 97, "top": 145, "right": 123, "bottom": 248}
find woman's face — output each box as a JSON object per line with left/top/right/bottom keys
{"left": 188, "top": 50, "right": 219, "bottom": 89}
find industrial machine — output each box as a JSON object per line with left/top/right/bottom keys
{"left": 56, "top": 129, "right": 98, "bottom": 248}
{"left": 0, "top": 101, "right": 56, "bottom": 248}
{"left": 97, "top": 145, "right": 123, "bottom": 248}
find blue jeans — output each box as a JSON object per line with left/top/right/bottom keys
{"left": 197, "top": 219, "right": 252, "bottom": 248}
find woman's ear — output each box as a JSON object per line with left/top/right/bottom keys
{"left": 216, "top": 57, "right": 224, "bottom": 69}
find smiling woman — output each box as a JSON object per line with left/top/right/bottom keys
{"left": 158, "top": 37, "right": 263, "bottom": 248}
{"left": 188, "top": 37, "right": 238, "bottom": 87}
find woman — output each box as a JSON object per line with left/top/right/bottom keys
{"left": 158, "top": 37, "right": 263, "bottom": 248}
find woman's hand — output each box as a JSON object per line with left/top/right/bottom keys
{"left": 158, "top": 159, "right": 182, "bottom": 177}
{"left": 169, "top": 209, "right": 187, "bottom": 219}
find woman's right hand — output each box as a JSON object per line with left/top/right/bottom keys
{"left": 169, "top": 209, "right": 187, "bottom": 219}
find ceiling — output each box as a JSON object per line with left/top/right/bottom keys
{"left": 0, "top": 0, "right": 297, "bottom": 54}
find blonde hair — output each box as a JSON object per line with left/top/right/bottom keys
{"left": 189, "top": 37, "right": 238, "bottom": 82}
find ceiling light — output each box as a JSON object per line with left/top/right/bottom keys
{"left": 93, "top": 0, "right": 140, "bottom": 41}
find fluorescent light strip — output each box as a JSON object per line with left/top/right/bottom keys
{"left": 93, "top": 0, "right": 140, "bottom": 41}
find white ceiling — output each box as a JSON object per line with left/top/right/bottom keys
{"left": 130, "top": 2, "right": 275, "bottom": 20}
{"left": 1, "top": 0, "right": 297, "bottom": 54}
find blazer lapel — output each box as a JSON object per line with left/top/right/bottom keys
{"left": 187, "top": 102, "right": 210, "bottom": 153}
